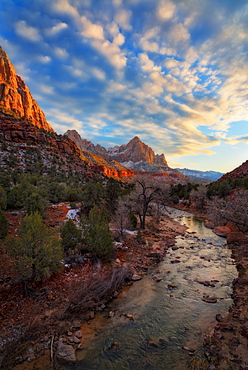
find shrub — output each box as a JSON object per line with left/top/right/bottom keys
{"left": 6, "top": 212, "right": 63, "bottom": 288}
{"left": 61, "top": 219, "right": 82, "bottom": 253}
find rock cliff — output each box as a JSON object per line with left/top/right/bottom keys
{"left": 0, "top": 46, "right": 54, "bottom": 132}
{"left": 218, "top": 160, "right": 248, "bottom": 181}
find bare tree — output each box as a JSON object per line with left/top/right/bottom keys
{"left": 208, "top": 189, "right": 248, "bottom": 232}
{"left": 111, "top": 198, "right": 133, "bottom": 239}
{"left": 130, "top": 175, "right": 162, "bottom": 229}
{"left": 190, "top": 184, "right": 207, "bottom": 210}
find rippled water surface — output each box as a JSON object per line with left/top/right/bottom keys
{"left": 64, "top": 208, "right": 237, "bottom": 370}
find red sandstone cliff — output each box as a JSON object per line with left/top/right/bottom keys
{"left": 218, "top": 160, "right": 248, "bottom": 181}
{"left": 0, "top": 46, "right": 54, "bottom": 132}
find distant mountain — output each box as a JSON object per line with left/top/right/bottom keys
{"left": 0, "top": 46, "right": 54, "bottom": 132}
{"left": 217, "top": 160, "right": 248, "bottom": 182}
{"left": 176, "top": 168, "right": 224, "bottom": 182}
{"left": 66, "top": 130, "right": 187, "bottom": 184}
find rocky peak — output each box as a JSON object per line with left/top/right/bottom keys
{"left": 0, "top": 46, "right": 54, "bottom": 132}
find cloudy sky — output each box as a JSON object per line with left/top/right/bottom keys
{"left": 1, "top": 0, "right": 248, "bottom": 172}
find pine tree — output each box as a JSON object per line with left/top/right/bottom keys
{"left": 82, "top": 205, "right": 114, "bottom": 260}
{"left": 61, "top": 219, "right": 82, "bottom": 253}
{"left": 0, "top": 208, "right": 8, "bottom": 239}
{"left": 6, "top": 212, "right": 63, "bottom": 287}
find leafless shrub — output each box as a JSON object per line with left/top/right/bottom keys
{"left": 60, "top": 265, "right": 131, "bottom": 318}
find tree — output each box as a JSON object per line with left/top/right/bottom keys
{"left": 130, "top": 175, "right": 162, "bottom": 229}
{"left": 190, "top": 185, "right": 207, "bottom": 210}
{"left": 6, "top": 212, "right": 63, "bottom": 290}
{"left": 0, "top": 186, "right": 7, "bottom": 210}
{"left": 61, "top": 219, "right": 82, "bottom": 253}
{"left": 82, "top": 205, "right": 114, "bottom": 260}
{"left": 0, "top": 208, "right": 8, "bottom": 239}
{"left": 81, "top": 182, "right": 105, "bottom": 215}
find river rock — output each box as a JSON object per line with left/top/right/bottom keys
{"left": 182, "top": 346, "right": 195, "bottom": 352}
{"left": 75, "top": 330, "right": 82, "bottom": 338}
{"left": 171, "top": 259, "right": 180, "bottom": 264}
{"left": 227, "top": 232, "right": 246, "bottom": 245}
{"left": 153, "top": 275, "right": 162, "bottom": 282}
{"left": 215, "top": 314, "right": 223, "bottom": 322}
{"left": 56, "top": 344, "right": 76, "bottom": 362}
{"left": 72, "top": 320, "right": 81, "bottom": 329}
{"left": 132, "top": 274, "right": 142, "bottom": 281}
{"left": 202, "top": 296, "right": 217, "bottom": 303}
{"left": 213, "top": 226, "right": 231, "bottom": 237}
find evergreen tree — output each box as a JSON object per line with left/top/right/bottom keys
{"left": 61, "top": 219, "right": 82, "bottom": 253}
{"left": 0, "top": 208, "right": 8, "bottom": 239}
{"left": 6, "top": 212, "right": 63, "bottom": 287}
{"left": 82, "top": 205, "right": 114, "bottom": 260}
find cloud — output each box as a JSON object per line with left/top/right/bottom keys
{"left": 156, "top": 0, "right": 176, "bottom": 22}
{"left": 54, "top": 47, "right": 68, "bottom": 59}
{"left": 113, "top": 32, "right": 125, "bottom": 45}
{"left": 139, "top": 53, "right": 161, "bottom": 73}
{"left": 115, "top": 9, "right": 132, "bottom": 30}
{"left": 92, "top": 39, "right": 127, "bottom": 69}
{"left": 81, "top": 16, "right": 105, "bottom": 40}
{"left": 37, "top": 55, "right": 51, "bottom": 63}
{"left": 46, "top": 22, "right": 68, "bottom": 36}
{"left": 15, "top": 20, "right": 41, "bottom": 41}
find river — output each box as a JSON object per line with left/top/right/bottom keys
{"left": 63, "top": 208, "right": 237, "bottom": 370}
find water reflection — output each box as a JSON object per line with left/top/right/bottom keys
{"left": 63, "top": 209, "right": 237, "bottom": 370}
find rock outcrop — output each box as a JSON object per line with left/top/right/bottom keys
{"left": 0, "top": 46, "right": 54, "bottom": 132}
{"left": 218, "top": 160, "right": 248, "bottom": 181}
{"left": 108, "top": 136, "right": 168, "bottom": 167}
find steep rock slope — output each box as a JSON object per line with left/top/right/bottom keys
{"left": 0, "top": 46, "right": 54, "bottom": 132}
{"left": 218, "top": 160, "right": 248, "bottom": 181}
{"left": 66, "top": 130, "right": 186, "bottom": 183}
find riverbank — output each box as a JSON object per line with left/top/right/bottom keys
{"left": 204, "top": 238, "right": 248, "bottom": 369}
{"left": 1, "top": 213, "right": 187, "bottom": 369}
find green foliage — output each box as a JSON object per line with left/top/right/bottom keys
{"left": 129, "top": 211, "right": 137, "bottom": 229}
{"left": 0, "top": 208, "right": 8, "bottom": 239}
{"left": 105, "top": 178, "right": 121, "bottom": 214}
{"left": 207, "top": 177, "right": 248, "bottom": 198}
{"left": 61, "top": 219, "right": 82, "bottom": 253}
{"left": 82, "top": 205, "right": 114, "bottom": 260}
{"left": 81, "top": 182, "right": 105, "bottom": 215}
{"left": 6, "top": 212, "right": 63, "bottom": 284}
{"left": 0, "top": 186, "right": 7, "bottom": 210}
{"left": 170, "top": 183, "right": 199, "bottom": 201}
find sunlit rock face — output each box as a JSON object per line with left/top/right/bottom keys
{"left": 108, "top": 136, "right": 168, "bottom": 166}
{"left": 0, "top": 46, "right": 54, "bottom": 132}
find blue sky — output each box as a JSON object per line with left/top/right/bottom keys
{"left": 0, "top": 0, "right": 248, "bottom": 172}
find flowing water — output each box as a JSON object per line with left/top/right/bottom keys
{"left": 64, "top": 208, "right": 237, "bottom": 370}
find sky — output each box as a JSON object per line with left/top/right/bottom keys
{"left": 0, "top": 0, "right": 248, "bottom": 173}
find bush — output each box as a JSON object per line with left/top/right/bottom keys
{"left": 61, "top": 219, "right": 82, "bottom": 253}
{"left": 0, "top": 208, "right": 8, "bottom": 239}
{"left": 6, "top": 212, "right": 63, "bottom": 287}
{"left": 82, "top": 205, "right": 114, "bottom": 260}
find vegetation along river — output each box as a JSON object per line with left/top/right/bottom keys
{"left": 63, "top": 208, "right": 237, "bottom": 370}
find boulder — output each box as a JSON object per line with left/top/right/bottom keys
{"left": 56, "top": 344, "right": 76, "bottom": 362}
{"left": 132, "top": 274, "right": 142, "bottom": 281}
{"left": 213, "top": 226, "right": 231, "bottom": 237}
{"left": 227, "top": 232, "right": 246, "bottom": 245}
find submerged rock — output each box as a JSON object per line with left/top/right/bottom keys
{"left": 202, "top": 296, "right": 217, "bottom": 303}
{"left": 132, "top": 274, "right": 142, "bottom": 281}
{"left": 56, "top": 344, "right": 76, "bottom": 362}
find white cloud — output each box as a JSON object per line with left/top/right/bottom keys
{"left": 139, "top": 53, "right": 161, "bottom": 73}
{"left": 54, "top": 47, "right": 68, "bottom": 59}
{"left": 15, "top": 20, "right": 41, "bottom": 41}
{"left": 156, "top": 0, "right": 176, "bottom": 22}
{"left": 91, "top": 67, "right": 106, "bottom": 80}
{"left": 81, "top": 16, "right": 105, "bottom": 40}
{"left": 46, "top": 22, "right": 68, "bottom": 36}
{"left": 169, "top": 23, "right": 190, "bottom": 44}
{"left": 115, "top": 9, "right": 132, "bottom": 30}
{"left": 39, "top": 85, "right": 54, "bottom": 94}
{"left": 37, "top": 55, "right": 51, "bottom": 63}
{"left": 113, "top": 33, "right": 125, "bottom": 46}
{"left": 92, "top": 39, "right": 127, "bottom": 69}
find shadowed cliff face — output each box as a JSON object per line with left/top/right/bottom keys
{"left": 0, "top": 46, "right": 54, "bottom": 132}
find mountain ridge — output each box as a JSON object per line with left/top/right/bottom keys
{"left": 0, "top": 46, "right": 54, "bottom": 132}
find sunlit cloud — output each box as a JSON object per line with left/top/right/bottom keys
{"left": 15, "top": 20, "right": 41, "bottom": 41}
